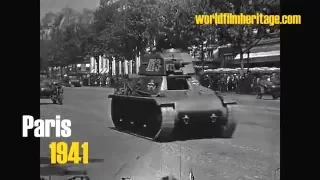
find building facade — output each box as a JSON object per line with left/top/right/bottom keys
{"left": 89, "top": 55, "right": 140, "bottom": 76}
{"left": 211, "top": 38, "right": 280, "bottom": 69}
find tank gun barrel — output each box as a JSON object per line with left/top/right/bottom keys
{"left": 173, "top": 60, "right": 191, "bottom": 69}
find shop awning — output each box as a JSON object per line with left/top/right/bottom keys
{"left": 101, "top": 68, "right": 108, "bottom": 74}
{"left": 234, "top": 50, "right": 280, "bottom": 60}
{"left": 90, "top": 69, "right": 97, "bottom": 73}
{"left": 230, "top": 54, "right": 280, "bottom": 64}
{"left": 203, "top": 67, "right": 280, "bottom": 74}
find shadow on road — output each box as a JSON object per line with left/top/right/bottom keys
{"left": 109, "top": 127, "right": 230, "bottom": 143}
{"left": 40, "top": 165, "right": 88, "bottom": 176}
{"left": 260, "top": 97, "right": 280, "bottom": 100}
{"left": 40, "top": 156, "right": 104, "bottom": 165}
{"left": 40, "top": 102, "right": 54, "bottom": 105}
{"left": 40, "top": 156, "right": 104, "bottom": 179}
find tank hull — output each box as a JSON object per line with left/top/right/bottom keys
{"left": 109, "top": 94, "right": 236, "bottom": 142}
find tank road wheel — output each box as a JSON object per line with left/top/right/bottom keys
{"left": 142, "top": 113, "right": 162, "bottom": 139}
{"left": 217, "top": 106, "right": 237, "bottom": 138}
{"left": 111, "top": 99, "right": 124, "bottom": 130}
{"left": 153, "top": 106, "right": 176, "bottom": 142}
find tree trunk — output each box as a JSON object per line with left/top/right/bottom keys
{"left": 60, "top": 65, "right": 63, "bottom": 79}
{"left": 201, "top": 43, "right": 205, "bottom": 71}
{"left": 220, "top": 53, "right": 225, "bottom": 68}
{"left": 150, "top": 37, "right": 153, "bottom": 52}
{"left": 95, "top": 56, "right": 99, "bottom": 75}
{"left": 239, "top": 52, "right": 244, "bottom": 76}
{"left": 75, "top": 63, "right": 78, "bottom": 76}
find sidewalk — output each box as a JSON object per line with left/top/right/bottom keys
{"left": 220, "top": 92, "right": 280, "bottom": 111}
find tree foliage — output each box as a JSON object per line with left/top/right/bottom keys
{"left": 41, "top": 7, "right": 94, "bottom": 69}
{"left": 41, "top": 0, "right": 280, "bottom": 71}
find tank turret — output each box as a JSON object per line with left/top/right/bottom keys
{"left": 139, "top": 48, "right": 195, "bottom": 76}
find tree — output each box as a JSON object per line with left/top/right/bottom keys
{"left": 203, "top": 0, "right": 280, "bottom": 75}
{"left": 46, "top": 28, "right": 66, "bottom": 77}
{"left": 81, "top": 3, "right": 122, "bottom": 73}
{"left": 41, "top": 12, "right": 57, "bottom": 28}
{"left": 42, "top": 7, "right": 94, "bottom": 76}
{"left": 40, "top": 39, "right": 51, "bottom": 70}
{"left": 41, "top": 0, "right": 280, "bottom": 77}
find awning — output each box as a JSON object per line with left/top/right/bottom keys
{"left": 203, "top": 67, "right": 280, "bottom": 74}
{"left": 90, "top": 69, "right": 97, "bottom": 73}
{"left": 235, "top": 50, "right": 280, "bottom": 60}
{"left": 101, "top": 68, "right": 108, "bottom": 74}
{"left": 249, "top": 43, "right": 280, "bottom": 53}
{"left": 230, "top": 55, "right": 280, "bottom": 64}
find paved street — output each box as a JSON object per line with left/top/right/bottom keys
{"left": 40, "top": 87, "right": 280, "bottom": 180}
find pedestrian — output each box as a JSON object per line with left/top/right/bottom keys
{"left": 271, "top": 73, "right": 280, "bottom": 85}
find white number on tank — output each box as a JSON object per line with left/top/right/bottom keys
{"left": 146, "top": 59, "right": 161, "bottom": 72}
{"left": 161, "top": 107, "right": 173, "bottom": 113}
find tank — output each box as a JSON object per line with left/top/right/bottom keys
{"left": 108, "top": 48, "right": 238, "bottom": 142}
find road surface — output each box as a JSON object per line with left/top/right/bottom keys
{"left": 40, "top": 87, "right": 280, "bottom": 180}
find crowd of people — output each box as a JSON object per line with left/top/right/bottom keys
{"left": 83, "top": 71, "right": 280, "bottom": 96}
{"left": 83, "top": 74, "right": 128, "bottom": 87}
{"left": 45, "top": 69, "right": 280, "bottom": 96}
{"left": 200, "top": 72, "right": 280, "bottom": 94}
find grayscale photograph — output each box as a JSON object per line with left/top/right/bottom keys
{"left": 40, "top": 0, "right": 280, "bottom": 179}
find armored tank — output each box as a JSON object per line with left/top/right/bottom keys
{"left": 108, "top": 48, "right": 237, "bottom": 141}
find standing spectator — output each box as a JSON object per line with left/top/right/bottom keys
{"left": 271, "top": 73, "right": 280, "bottom": 85}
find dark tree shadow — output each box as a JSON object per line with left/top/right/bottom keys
{"left": 261, "top": 97, "right": 280, "bottom": 100}
{"left": 40, "top": 165, "right": 87, "bottom": 176}
{"left": 40, "top": 156, "right": 104, "bottom": 165}
{"left": 40, "top": 156, "right": 104, "bottom": 179}
{"left": 40, "top": 102, "right": 54, "bottom": 105}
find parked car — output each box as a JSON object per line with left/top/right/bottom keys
{"left": 69, "top": 76, "right": 82, "bottom": 87}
